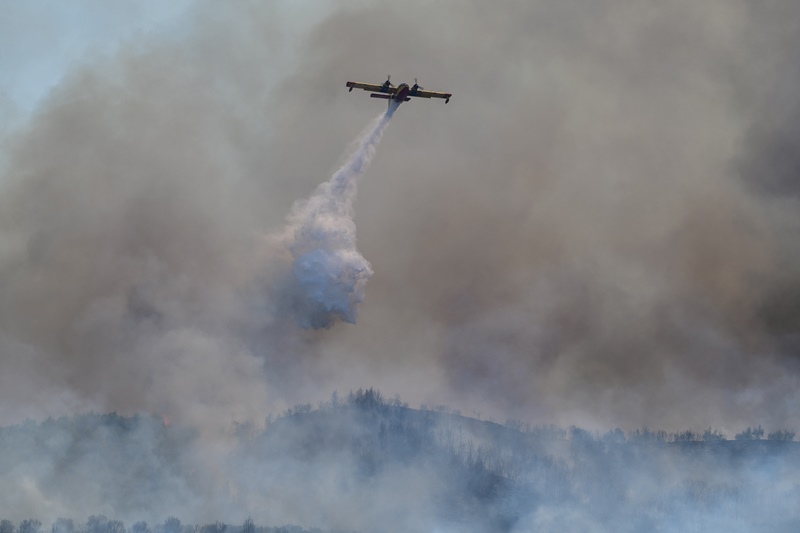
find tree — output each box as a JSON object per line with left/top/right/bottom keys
{"left": 330, "top": 390, "right": 340, "bottom": 408}
{"left": 19, "top": 520, "right": 41, "bottom": 533}
{"left": 85, "top": 515, "right": 105, "bottom": 533}
{"left": 602, "top": 428, "right": 626, "bottom": 443}
{"left": 568, "top": 426, "right": 595, "bottom": 442}
{"left": 702, "top": 428, "right": 726, "bottom": 441}
{"left": 351, "top": 387, "right": 385, "bottom": 410}
{"left": 106, "top": 522, "right": 124, "bottom": 533}
{"left": 131, "top": 522, "right": 149, "bottom": 533}
{"left": 84, "top": 516, "right": 123, "bottom": 533}
{"left": 767, "top": 429, "right": 796, "bottom": 441}
{"left": 628, "top": 427, "right": 668, "bottom": 443}
{"left": 0, "top": 519, "right": 14, "bottom": 533}
{"left": 199, "top": 523, "right": 225, "bottom": 533}
{"left": 240, "top": 519, "right": 254, "bottom": 533}
{"left": 162, "top": 518, "right": 181, "bottom": 533}
{"left": 735, "top": 425, "right": 765, "bottom": 441}
{"left": 671, "top": 430, "right": 698, "bottom": 442}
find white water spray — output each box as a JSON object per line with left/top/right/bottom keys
{"left": 282, "top": 103, "right": 398, "bottom": 328}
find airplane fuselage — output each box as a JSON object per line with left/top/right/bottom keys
{"left": 393, "top": 83, "right": 410, "bottom": 103}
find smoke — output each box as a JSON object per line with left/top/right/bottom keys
{"left": 279, "top": 103, "right": 397, "bottom": 329}
{"left": 3, "top": 0, "right": 800, "bottom": 528}
{"left": 255, "top": 0, "right": 800, "bottom": 433}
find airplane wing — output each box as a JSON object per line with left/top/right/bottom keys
{"left": 409, "top": 89, "right": 452, "bottom": 103}
{"left": 346, "top": 81, "right": 398, "bottom": 94}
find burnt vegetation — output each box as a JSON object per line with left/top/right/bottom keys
{"left": 0, "top": 517, "right": 342, "bottom": 533}
{"left": 2, "top": 389, "right": 799, "bottom": 531}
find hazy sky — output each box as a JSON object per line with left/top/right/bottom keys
{"left": 0, "top": 1, "right": 335, "bottom": 125}
{"left": 2, "top": 0, "right": 800, "bottom": 435}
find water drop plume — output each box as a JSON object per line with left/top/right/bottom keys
{"left": 282, "top": 102, "right": 398, "bottom": 328}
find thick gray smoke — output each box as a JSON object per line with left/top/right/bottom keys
{"left": 10, "top": 0, "right": 800, "bottom": 438}
{"left": 262, "top": 0, "right": 800, "bottom": 433}
{"left": 280, "top": 104, "right": 397, "bottom": 328}
{"left": 3, "top": 0, "right": 800, "bottom": 529}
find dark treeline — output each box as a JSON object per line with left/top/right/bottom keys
{"left": 2, "top": 390, "right": 800, "bottom": 531}
{"left": 0, "top": 517, "right": 351, "bottom": 533}
{"left": 277, "top": 387, "right": 797, "bottom": 444}
{"left": 237, "top": 388, "right": 800, "bottom": 531}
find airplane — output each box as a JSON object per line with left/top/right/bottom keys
{"left": 346, "top": 76, "right": 452, "bottom": 105}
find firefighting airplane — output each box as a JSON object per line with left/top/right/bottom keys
{"left": 346, "top": 76, "right": 452, "bottom": 106}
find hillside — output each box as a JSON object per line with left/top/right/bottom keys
{"left": 1, "top": 391, "right": 799, "bottom": 532}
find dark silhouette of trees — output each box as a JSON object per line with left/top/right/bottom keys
{"left": 628, "top": 427, "right": 668, "bottom": 442}
{"left": 602, "top": 428, "right": 626, "bottom": 443}
{"left": 86, "top": 516, "right": 124, "bottom": 533}
{"left": 671, "top": 430, "right": 698, "bottom": 442}
{"left": 198, "top": 523, "right": 225, "bottom": 533}
{"left": 282, "top": 404, "right": 312, "bottom": 417}
{"left": 568, "top": 425, "right": 595, "bottom": 443}
{"left": 240, "top": 519, "right": 254, "bottom": 533}
{"left": 131, "top": 522, "right": 149, "bottom": 533}
{"left": 348, "top": 388, "right": 385, "bottom": 410}
{"left": 735, "top": 425, "right": 765, "bottom": 440}
{"left": 766, "top": 429, "right": 796, "bottom": 441}
{"left": 161, "top": 517, "right": 182, "bottom": 533}
{"left": 18, "top": 520, "right": 41, "bottom": 533}
{"left": 702, "top": 428, "right": 726, "bottom": 441}
{"left": 0, "top": 523, "right": 340, "bottom": 533}
{"left": 0, "top": 519, "right": 14, "bottom": 533}
{"left": 1, "top": 390, "right": 800, "bottom": 532}
{"left": 106, "top": 522, "right": 124, "bottom": 533}
{"left": 85, "top": 516, "right": 105, "bottom": 533}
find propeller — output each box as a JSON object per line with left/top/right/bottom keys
{"left": 413, "top": 78, "right": 424, "bottom": 90}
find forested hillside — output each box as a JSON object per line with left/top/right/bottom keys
{"left": 1, "top": 390, "right": 799, "bottom": 532}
